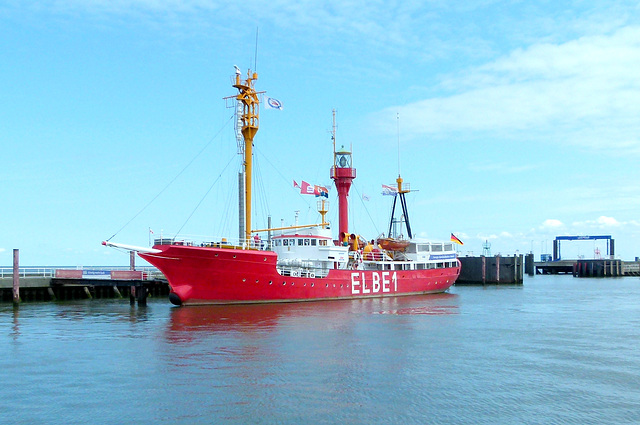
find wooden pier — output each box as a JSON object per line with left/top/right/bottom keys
{"left": 0, "top": 267, "right": 169, "bottom": 303}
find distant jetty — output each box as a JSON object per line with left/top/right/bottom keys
{"left": 531, "top": 235, "right": 640, "bottom": 277}
{"left": 533, "top": 258, "right": 640, "bottom": 277}
{"left": 457, "top": 254, "right": 524, "bottom": 285}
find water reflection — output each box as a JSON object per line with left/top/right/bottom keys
{"left": 373, "top": 293, "right": 459, "bottom": 315}
{"left": 12, "top": 306, "right": 20, "bottom": 341}
{"left": 166, "top": 293, "right": 461, "bottom": 341}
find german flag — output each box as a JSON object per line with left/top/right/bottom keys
{"left": 451, "top": 233, "right": 464, "bottom": 245}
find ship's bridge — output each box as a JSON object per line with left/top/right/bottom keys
{"left": 271, "top": 227, "right": 349, "bottom": 275}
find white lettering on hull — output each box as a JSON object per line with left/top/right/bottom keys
{"left": 351, "top": 271, "right": 398, "bottom": 295}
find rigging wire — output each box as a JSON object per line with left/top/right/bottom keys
{"left": 173, "top": 153, "right": 237, "bottom": 237}
{"left": 350, "top": 183, "right": 381, "bottom": 238}
{"left": 254, "top": 146, "right": 317, "bottom": 211}
{"left": 217, "top": 160, "right": 240, "bottom": 238}
{"left": 252, "top": 152, "right": 272, "bottom": 230}
{"left": 105, "top": 114, "right": 235, "bottom": 242}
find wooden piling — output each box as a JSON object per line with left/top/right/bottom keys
{"left": 129, "top": 285, "right": 136, "bottom": 305}
{"left": 113, "top": 285, "right": 123, "bottom": 298}
{"left": 13, "top": 249, "right": 20, "bottom": 305}
{"left": 136, "top": 285, "right": 148, "bottom": 306}
{"left": 481, "top": 256, "right": 486, "bottom": 284}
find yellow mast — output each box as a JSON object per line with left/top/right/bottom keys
{"left": 233, "top": 69, "right": 260, "bottom": 244}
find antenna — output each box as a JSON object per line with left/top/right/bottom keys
{"left": 396, "top": 112, "right": 400, "bottom": 176}
{"left": 332, "top": 109, "right": 336, "bottom": 153}
{"left": 254, "top": 27, "right": 259, "bottom": 72}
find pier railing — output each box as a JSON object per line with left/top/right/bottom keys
{"left": 0, "top": 266, "right": 161, "bottom": 280}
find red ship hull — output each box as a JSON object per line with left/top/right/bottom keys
{"left": 140, "top": 244, "right": 461, "bottom": 305}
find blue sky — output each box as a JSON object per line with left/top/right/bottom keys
{"left": 1, "top": 0, "right": 639, "bottom": 266}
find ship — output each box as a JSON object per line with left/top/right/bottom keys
{"left": 104, "top": 67, "right": 461, "bottom": 305}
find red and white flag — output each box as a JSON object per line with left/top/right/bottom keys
{"left": 382, "top": 184, "right": 397, "bottom": 196}
{"left": 299, "top": 180, "right": 329, "bottom": 198}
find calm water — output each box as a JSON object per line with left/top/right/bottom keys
{"left": 1, "top": 275, "right": 639, "bottom": 424}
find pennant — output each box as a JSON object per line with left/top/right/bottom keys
{"left": 265, "top": 97, "right": 283, "bottom": 110}
{"left": 451, "top": 233, "right": 464, "bottom": 245}
{"left": 362, "top": 193, "right": 370, "bottom": 201}
{"left": 382, "top": 184, "right": 397, "bottom": 196}
{"left": 293, "top": 180, "right": 300, "bottom": 189}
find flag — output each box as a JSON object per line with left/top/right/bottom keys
{"left": 293, "top": 180, "right": 300, "bottom": 189}
{"left": 382, "top": 184, "right": 397, "bottom": 196}
{"left": 300, "top": 180, "right": 315, "bottom": 195}
{"left": 299, "top": 180, "right": 329, "bottom": 197}
{"left": 315, "top": 185, "right": 329, "bottom": 198}
{"left": 451, "top": 233, "right": 464, "bottom": 245}
{"left": 265, "top": 97, "right": 283, "bottom": 110}
{"left": 149, "top": 228, "right": 154, "bottom": 234}
{"left": 362, "top": 193, "right": 370, "bottom": 201}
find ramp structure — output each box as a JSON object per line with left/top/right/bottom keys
{"left": 553, "top": 235, "right": 614, "bottom": 261}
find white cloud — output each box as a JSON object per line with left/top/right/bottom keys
{"left": 540, "top": 219, "right": 564, "bottom": 229}
{"left": 378, "top": 25, "right": 640, "bottom": 155}
{"left": 476, "top": 233, "right": 498, "bottom": 241}
{"left": 596, "top": 216, "right": 621, "bottom": 227}
{"left": 573, "top": 215, "right": 624, "bottom": 228}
